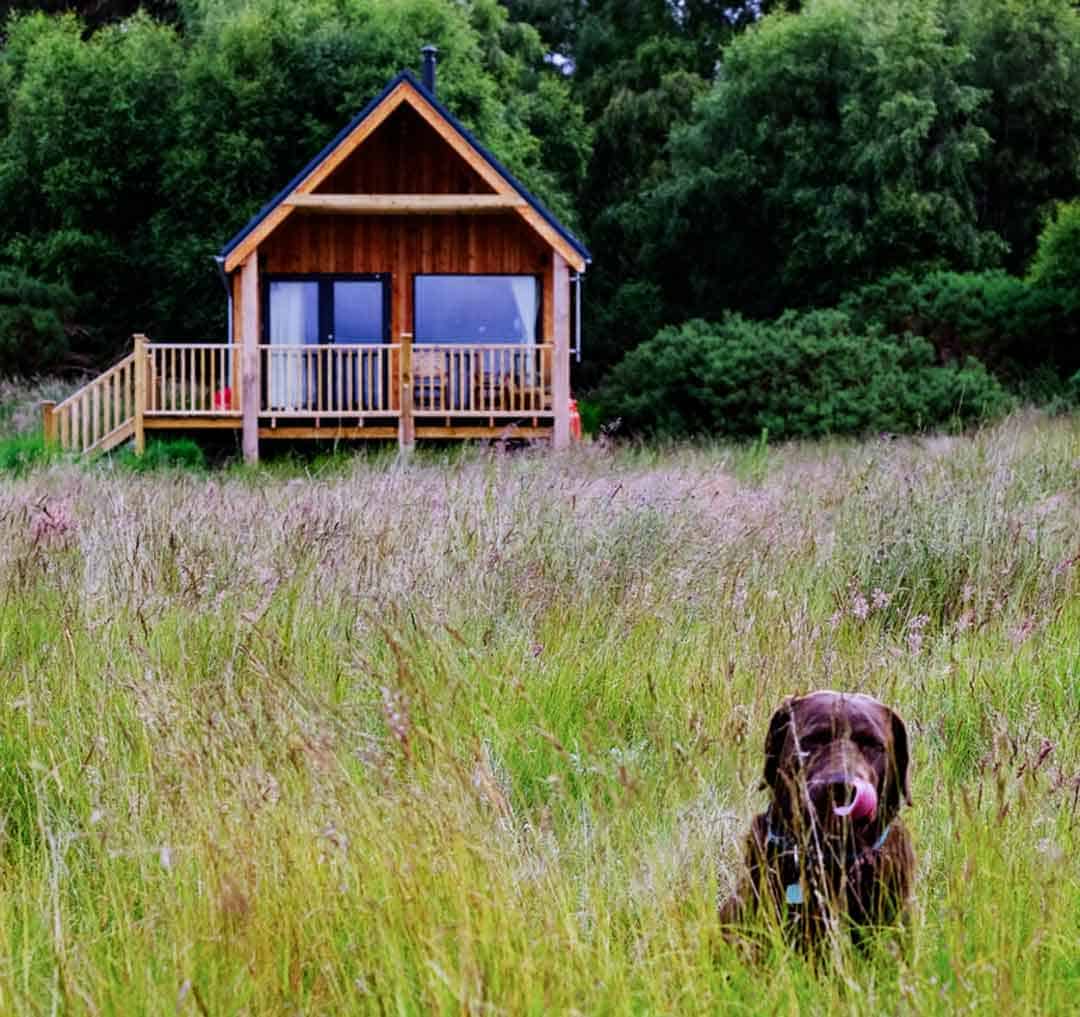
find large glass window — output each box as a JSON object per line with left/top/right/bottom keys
{"left": 414, "top": 275, "right": 539, "bottom": 344}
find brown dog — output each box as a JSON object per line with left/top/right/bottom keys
{"left": 719, "top": 691, "right": 914, "bottom": 948}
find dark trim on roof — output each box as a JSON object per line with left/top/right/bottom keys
{"left": 219, "top": 70, "right": 590, "bottom": 266}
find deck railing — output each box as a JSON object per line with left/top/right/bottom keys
{"left": 43, "top": 336, "right": 557, "bottom": 457}
{"left": 260, "top": 344, "right": 398, "bottom": 418}
{"left": 410, "top": 343, "right": 553, "bottom": 417}
{"left": 147, "top": 343, "right": 241, "bottom": 416}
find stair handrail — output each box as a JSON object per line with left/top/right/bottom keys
{"left": 49, "top": 338, "right": 142, "bottom": 455}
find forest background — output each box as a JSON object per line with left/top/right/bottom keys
{"left": 3, "top": 0, "right": 1080, "bottom": 439}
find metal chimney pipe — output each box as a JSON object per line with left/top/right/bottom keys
{"left": 421, "top": 45, "right": 438, "bottom": 94}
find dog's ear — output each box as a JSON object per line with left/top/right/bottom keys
{"left": 887, "top": 709, "right": 912, "bottom": 812}
{"left": 761, "top": 698, "right": 794, "bottom": 790}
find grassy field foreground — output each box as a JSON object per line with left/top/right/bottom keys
{"left": 0, "top": 415, "right": 1079, "bottom": 1014}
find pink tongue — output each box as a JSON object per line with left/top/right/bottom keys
{"left": 833, "top": 778, "right": 878, "bottom": 820}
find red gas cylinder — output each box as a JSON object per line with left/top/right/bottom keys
{"left": 569, "top": 397, "right": 582, "bottom": 441}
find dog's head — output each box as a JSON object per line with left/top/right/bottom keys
{"left": 762, "top": 690, "right": 911, "bottom": 840}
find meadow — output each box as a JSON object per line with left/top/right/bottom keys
{"left": 0, "top": 404, "right": 1078, "bottom": 1014}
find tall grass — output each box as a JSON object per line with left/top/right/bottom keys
{"left": 0, "top": 411, "right": 1077, "bottom": 1013}
{"left": 0, "top": 376, "right": 82, "bottom": 439}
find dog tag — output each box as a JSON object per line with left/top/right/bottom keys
{"left": 785, "top": 883, "right": 804, "bottom": 906}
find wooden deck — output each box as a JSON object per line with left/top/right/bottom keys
{"left": 43, "top": 336, "right": 557, "bottom": 458}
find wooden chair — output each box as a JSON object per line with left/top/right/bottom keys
{"left": 412, "top": 349, "right": 449, "bottom": 412}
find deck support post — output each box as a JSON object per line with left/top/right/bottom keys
{"left": 399, "top": 332, "right": 415, "bottom": 451}
{"left": 240, "top": 253, "right": 260, "bottom": 464}
{"left": 552, "top": 252, "right": 571, "bottom": 450}
{"left": 40, "top": 401, "right": 57, "bottom": 446}
{"left": 133, "top": 333, "right": 148, "bottom": 456}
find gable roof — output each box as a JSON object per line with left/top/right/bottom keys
{"left": 220, "top": 70, "right": 590, "bottom": 274}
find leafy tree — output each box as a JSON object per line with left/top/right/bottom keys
{"left": 840, "top": 269, "right": 1080, "bottom": 383}
{"left": 579, "top": 58, "right": 708, "bottom": 380}
{"left": 0, "top": 2, "right": 180, "bottom": 34}
{"left": 952, "top": 0, "right": 1080, "bottom": 271}
{"left": 0, "top": 12, "right": 183, "bottom": 351}
{"left": 637, "top": 0, "right": 1003, "bottom": 334}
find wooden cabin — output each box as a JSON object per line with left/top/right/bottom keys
{"left": 44, "top": 51, "right": 590, "bottom": 461}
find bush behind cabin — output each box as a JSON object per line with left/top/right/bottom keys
{"left": 596, "top": 310, "right": 1013, "bottom": 440}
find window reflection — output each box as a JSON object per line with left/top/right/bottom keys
{"left": 415, "top": 275, "right": 539, "bottom": 344}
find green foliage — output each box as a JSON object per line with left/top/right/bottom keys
{"left": 0, "top": 267, "right": 75, "bottom": 374}
{"left": 950, "top": 0, "right": 1080, "bottom": 272}
{"left": 580, "top": 0, "right": 1080, "bottom": 375}
{"left": 595, "top": 311, "right": 1012, "bottom": 439}
{"left": 578, "top": 63, "right": 709, "bottom": 382}
{"left": 1028, "top": 199, "right": 1080, "bottom": 294}
{"left": 116, "top": 436, "right": 206, "bottom": 472}
{"left": 5, "top": 0, "right": 1080, "bottom": 403}
{"left": 0, "top": 11, "right": 184, "bottom": 354}
{"left": 840, "top": 269, "right": 1080, "bottom": 380}
{"left": 638, "top": 0, "right": 1001, "bottom": 328}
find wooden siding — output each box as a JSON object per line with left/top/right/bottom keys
{"left": 315, "top": 104, "right": 494, "bottom": 196}
{"left": 261, "top": 213, "right": 553, "bottom": 343}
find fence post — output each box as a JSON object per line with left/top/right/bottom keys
{"left": 40, "top": 401, "right": 57, "bottom": 446}
{"left": 133, "top": 333, "right": 147, "bottom": 456}
{"left": 399, "top": 332, "right": 415, "bottom": 450}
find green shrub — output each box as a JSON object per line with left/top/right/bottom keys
{"left": 116, "top": 437, "right": 206, "bottom": 472}
{"left": 576, "top": 398, "right": 603, "bottom": 436}
{"left": 595, "top": 310, "right": 1013, "bottom": 439}
{"left": 839, "top": 270, "right": 1080, "bottom": 381}
{"left": 1028, "top": 199, "right": 1080, "bottom": 293}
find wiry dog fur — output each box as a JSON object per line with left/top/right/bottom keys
{"left": 719, "top": 691, "right": 914, "bottom": 948}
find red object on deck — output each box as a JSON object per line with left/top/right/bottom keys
{"left": 213, "top": 386, "right": 233, "bottom": 411}
{"left": 569, "top": 397, "right": 582, "bottom": 441}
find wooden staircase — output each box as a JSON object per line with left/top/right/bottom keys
{"left": 46, "top": 351, "right": 138, "bottom": 458}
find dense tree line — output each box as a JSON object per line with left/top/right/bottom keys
{"left": 2, "top": 0, "right": 1080, "bottom": 435}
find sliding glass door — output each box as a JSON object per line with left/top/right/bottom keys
{"left": 266, "top": 276, "right": 388, "bottom": 412}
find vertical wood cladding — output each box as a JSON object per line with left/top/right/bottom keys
{"left": 314, "top": 105, "right": 494, "bottom": 196}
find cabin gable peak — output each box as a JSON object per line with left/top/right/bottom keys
{"left": 220, "top": 70, "right": 589, "bottom": 274}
